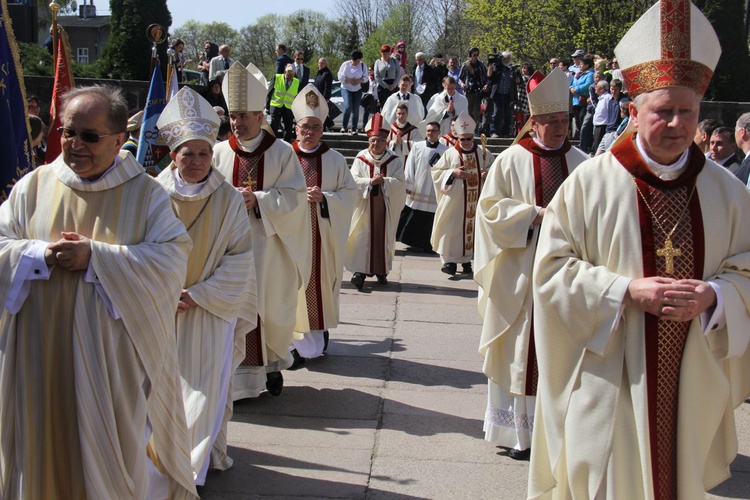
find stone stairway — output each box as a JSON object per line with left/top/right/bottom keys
{"left": 321, "top": 132, "right": 517, "bottom": 166}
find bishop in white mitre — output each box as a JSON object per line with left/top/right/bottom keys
{"left": 290, "top": 84, "right": 357, "bottom": 364}
{"left": 430, "top": 110, "right": 493, "bottom": 276}
{"left": 213, "top": 62, "right": 311, "bottom": 398}
{"left": 156, "top": 87, "right": 255, "bottom": 485}
{"left": 474, "top": 69, "right": 588, "bottom": 461}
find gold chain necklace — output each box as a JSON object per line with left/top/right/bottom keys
{"left": 632, "top": 176, "right": 696, "bottom": 275}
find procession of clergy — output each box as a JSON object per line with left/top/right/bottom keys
{"left": 2, "top": 0, "right": 750, "bottom": 498}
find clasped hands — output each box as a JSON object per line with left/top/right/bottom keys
{"left": 307, "top": 186, "right": 324, "bottom": 203}
{"left": 238, "top": 186, "right": 258, "bottom": 209}
{"left": 45, "top": 232, "right": 91, "bottom": 271}
{"left": 371, "top": 174, "right": 385, "bottom": 186}
{"left": 624, "top": 276, "right": 716, "bottom": 322}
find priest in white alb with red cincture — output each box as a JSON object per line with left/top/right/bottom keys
{"left": 474, "top": 69, "right": 588, "bottom": 462}
{"left": 290, "top": 84, "right": 357, "bottom": 366}
{"left": 530, "top": 1, "right": 750, "bottom": 498}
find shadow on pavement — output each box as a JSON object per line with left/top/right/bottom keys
{"left": 303, "top": 355, "right": 485, "bottom": 390}
{"left": 708, "top": 453, "right": 750, "bottom": 498}
{"left": 233, "top": 386, "right": 484, "bottom": 439}
{"left": 199, "top": 447, "right": 428, "bottom": 499}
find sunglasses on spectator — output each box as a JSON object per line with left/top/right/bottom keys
{"left": 58, "top": 127, "right": 121, "bottom": 143}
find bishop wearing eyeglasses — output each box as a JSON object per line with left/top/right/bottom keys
{"left": 430, "top": 110, "right": 493, "bottom": 277}
{"left": 0, "top": 85, "right": 197, "bottom": 498}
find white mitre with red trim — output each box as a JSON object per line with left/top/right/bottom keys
{"left": 614, "top": 0, "right": 721, "bottom": 97}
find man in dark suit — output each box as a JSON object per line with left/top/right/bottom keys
{"left": 293, "top": 51, "right": 311, "bottom": 85}
{"left": 314, "top": 57, "right": 335, "bottom": 130}
{"left": 733, "top": 113, "right": 750, "bottom": 185}
{"left": 412, "top": 52, "right": 441, "bottom": 108}
{"left": 275, "top": 44, "right": 295, "bottom": 74}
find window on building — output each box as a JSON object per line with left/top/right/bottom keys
{"left": 77, "top": 48, "right": 89, "bottom": 65}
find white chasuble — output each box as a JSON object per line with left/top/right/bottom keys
{"left": 0, "top": 152, "right": 197, "bottom": 499}
{"left": 213, "top": 133, "right": 311, "bottom": 377}
{"left": 431, "top": 144, "right": 494, "bottom": 262}
{"left": 346, "top": 149, "right": 406, "bottom": 275}
{"left": 530, "top": 135, "right": 750, "bottom": 499}
{"left": 157, "top": 166, "right": 255, "bottom": 485}
{"left": 475, "top": 137, "right": 586, "bottom": 451}
{"left": 292, "top": 142, "right": 357, "bottom": 336}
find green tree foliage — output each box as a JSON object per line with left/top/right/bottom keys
{"left": 99, "top": 0, "right": 173, "bottom": 81}
{"left": 696, "top": 0, "right": 750, "bottom": 101}
{"left": 464, "top": 0, "right": 650, "bottom": 67}
{"left": 18, "top": 42, "right": 54, "bottom": 77}
{"left": 464, "top": 0, "right": 748, "bottom": 101}
{"left": 174, "top": 20, "right": 241, "bottom": 67}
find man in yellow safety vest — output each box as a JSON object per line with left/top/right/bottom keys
{"left": 267, "top": 63, "right": 300, "bottom": 142}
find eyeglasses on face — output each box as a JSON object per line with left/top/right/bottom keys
{"left": 58, "top": 127, "right": 121, "bottom": 143}
{"left": 426, "top": 128, "right": 440, "bottom": 134}
{"left": 458, "top": 137, "right": 474, "bottom": 142}
{"left": 298, "top": 124, "right": 322, "bottom": 132}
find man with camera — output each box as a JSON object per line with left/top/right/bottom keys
{"left": 459, "top": 48, "right": 489, "bottom": 128}
{"left": 487, "top": 50, "right": 517, "bottom": 138}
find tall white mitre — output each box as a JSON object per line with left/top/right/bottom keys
{"left": 512, "top": 68, "right": 570, "bottom": 144}
{"left": 453, "top": 110, "right": 476, "bottom": 136}
{"left": 157, "top": 86, "right": 221, "bottom": 150}
{"left": 614, "top": 0, "right": 721, "bottom": 97}
{"left": 292, "top": 83, "right": 329, "bottom": 122}
{"left": 527, "top": 68, "right": 569, "bottom": 117}
{"left": 222, "top": 61, "right": 267, "bottom": 112}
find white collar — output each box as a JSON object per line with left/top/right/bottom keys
{"left": 636, "top": 134, "right": 689, "bottom": 180}
{"left": 532, "top": 135, "right": 563, "bottom": 151}
{"left": 80, "top": 155, "right": 121, "bottom": 184}
{"left": 173, "top": 167, "right": 209, "bottom": 196}
{"left": 238, "top": 130, "right": 265, "bottom": 151}
{"left": 298, "top": 143, "right": 321, "bottom": 154}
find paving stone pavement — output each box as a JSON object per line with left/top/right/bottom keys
{"left": 200, "top": 245, "right": 750, "bottom": 499}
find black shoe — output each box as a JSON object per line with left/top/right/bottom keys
{"left": 462, "top": 263, "right": 473, "bottom": 275}
{"left": 441, "top": 263, "right": 457, "bottom": 276}
{"left": 376, "top": 274, "right": 388, "bottom": 285}
{"left": 265, "top": 371, "right": 283, "bottom": 396}
{"left": 507, "top": 448, "right": 531, "bottom": 461}
{"left": 323, "top": 330, "right": 329, "bottom": 352}
{"left": 351, "top": 272, "right": 365, "bottom": 290}
{"left": 288, "top": 349, "right": 306, "bottom": 370}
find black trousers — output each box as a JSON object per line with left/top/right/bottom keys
{"left": 271, "top": 106, "right": 294, "bottom": 142}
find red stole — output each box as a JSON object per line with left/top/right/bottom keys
{"left": 228, "top": 133, "right": 275, "bottom": 190}
{"left": 230, "top": 133, "right": 276, "bottom": 366}
{"left": 517, "top": 136, "right": 574, "bottom": 396}
{"left": 517, "top": 135, "right": 572, "bottom": 208}
{"left": 612, "top": 134, "right": 705, "bottom": 500}
{"left": 453, "top": 143, "right": 484, "bottom": 256}
{"left": 293, "top": 140, "right": 330, "bottom": 329}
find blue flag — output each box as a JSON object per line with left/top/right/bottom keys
{"left": 136, "top": 65, "right": 170, "bottom": 176}
{"left": 0, "top": 0, "right": 33, "bottom": 201}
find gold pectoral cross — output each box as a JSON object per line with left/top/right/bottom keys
{"left": 656, "top": 237, "right": 681, "bottom": 275}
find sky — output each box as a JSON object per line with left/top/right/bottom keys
{"left": 165, "top": 0, "right": 336, "bottom": 30}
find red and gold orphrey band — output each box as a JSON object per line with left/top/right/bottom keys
{"left": 621, "top": 60, "right": 713, "bottom": 97}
